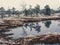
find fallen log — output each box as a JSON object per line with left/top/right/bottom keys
{"left": 21, "top": 16, "right": 60, "bottom": 22}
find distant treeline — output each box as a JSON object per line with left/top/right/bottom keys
{"left": 0, "top": 5, "right": 60, "bottom": 18}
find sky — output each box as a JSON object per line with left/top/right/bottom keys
{"left": 0, "top": 0, "right": 60, "bottom": 10}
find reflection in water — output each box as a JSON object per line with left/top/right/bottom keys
{"left": 24, "top": 23, "right": 28, "bottom": 28}
{"left": 0, "top": 20, "right": 60, "bottom": 40}
{"left": 24, "top": 22, "right": 41, "bottom": 33}
{"left": 35, "top": 43, "right": 60, "bottom": 45}
{"left": 34, "top": 23, "right": 41, "bottom": 33}
{"left": 44, "top": 20, "right": 51, "bottom": 28}
{"left": 29, "top": 23, "right": 35, "bottom": 31}
{"left": 21, "top": 26, "right": 27, "bottom": 37}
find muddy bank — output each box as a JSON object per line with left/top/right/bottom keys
{"left": 0, "top": 16, "right": 60, "bottom": 29}
{"left": 16, "top": 34, "right": 60, "bottom": 45}
{"left": 0, "top": 34, "right": 60, "bottom": 45}
{"left": 0, "top": 19, "right": 24, "bottom": 30}
{"left": 21, "top": 16, "right": 60, "bottom": 22}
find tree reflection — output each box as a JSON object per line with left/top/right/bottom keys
{"left": 24, "top": 23, "right": 28, "bottom": 28}
{"left": 24, "top": 22, "right": 41, "bottom": 33}
{"left": 29, "top": 23, "right": 35, "bottom": 31}
{"left": 34, "top": 23, "right": 41, "bottom": 33}
{"left": 22, "top": 26, "right": 28, "bottom": 36}
{"left": 44, "top": 20, "right": 51, "bottom": 28}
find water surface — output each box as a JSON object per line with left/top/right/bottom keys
{"left": 1, "top": 20, "right": 60, "bottom": 39}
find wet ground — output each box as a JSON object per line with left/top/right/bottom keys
{"left": 4, "top": 20, "right": 60, "bottom": 39}
{"left": 0, "top": 20, "right": 60, "bottom": 45}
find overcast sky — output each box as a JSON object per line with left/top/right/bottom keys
{"left": 0, "top": 0, "right": 60, "bottom": 10}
